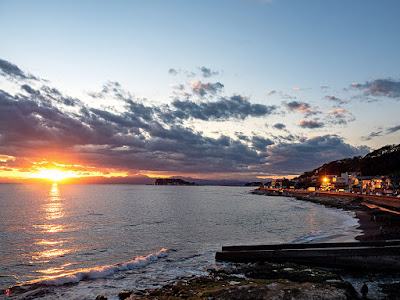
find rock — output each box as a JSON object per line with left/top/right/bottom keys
{"left": 267, "top": 283, "right": 279, "bottom": 291}
{"left": 118, "top": 290, "right": 132, "bottom": 300}
{"left": 133, "top": 289, "right": 146, "bottom": 296}
{"left": 95, "top": 296, "right": 107, "bottom": 300}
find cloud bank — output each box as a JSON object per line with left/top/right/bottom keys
{"left": 0, "top": 58, "right": 370, "bottom": 179}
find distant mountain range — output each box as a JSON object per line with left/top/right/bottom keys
{"left": 178, "top": 177, "right": 251, "bottom": 186}
{"left": 298, "top": 144, "right": 400, "bottom": 179}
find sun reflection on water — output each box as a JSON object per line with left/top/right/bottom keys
{"left": 33, "top": 223, "right": 65, "bottom": 233}
{"left": 31, "top": 248, "right": 72, "bottom": 260}
{"left": 31, "top": 184, "right": 77, "bottom": 262}
{"left": 50, "top": 183, "right": 59, "bottom": 197}
{"left": 37, "top": 263, "right": 74, "bottom": 275}
{"left": 42, "top": 202, "right": 65, "bottom": 220}
{"left": 34, "top": 240, "right": 62, "bottom": 246}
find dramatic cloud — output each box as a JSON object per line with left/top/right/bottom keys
{"left": 0, "top": 59, "right": 286, "bottom": 179}
{"left": 387, "top": 125, "right": 400, "bottom": 134}
{"left": 0, "top": 58, "right": 375, "bottom": 180}
{"left": 190, "top": 81, "right": 224, "bottom": 97}
{"left": 88, "top": 81, "right": 129, "bottom": 101}
{"left": 170, "top": 84, "right": 185, "bottom": 91}
{"left": 273, "top": 123, "right": 286, "bottom": 130}
{"left": 284, "top": 101, "right": 318, "bottom": 116}
{"left": 361, "top": 130, "right": 383, "bottom": 141}
{"left": 325, "top": 95, "right": 348, "bottom": 106}
{"left": 170, "top": 95, "right": 276, "bottom": 121}
{"left": 299, "top": 119, "right": 324, "bottom": 129}
{"left": 235, "top": 132, "right": 250, "bottom": 141}
{"left": 352, "top": 79, "right": 400, "bottom": 99}
{"left": 0, "top": 58, "right": 37, "bottom": 80}
{"left": 0, "top": 89, "right": 93, "bottom": 148}
{"left": 168, "top": 67, "right": 206, "bottom": 78}
{"left": 198, "top": 66, "right": 219, "bottom": 78}
{"left": 264, "top": 135, "right": 369, "bottom": 175}
{"left": 168, "top": 68, "right": 178, "bottom": 75}
{"left": 327, "top": 109, "right": 355, "bottom": 125}
{"left": 21, "top": 84, "right": 41, "bottom": 96}
{"left": 251, "top": 136, "right": 274, "bottom": 151}
{"left": 0, "top": 85, "right": 267, "bottom": 176}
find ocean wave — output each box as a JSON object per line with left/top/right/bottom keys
{"left": 291, "top": 230, "right": 326, "bottom": 244}
{"left": 11, "top": 248, "right": 168, "bottom": 292}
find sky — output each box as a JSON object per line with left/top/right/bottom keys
{"left": 0, "top": 0, "right": 399, "bottom": 182}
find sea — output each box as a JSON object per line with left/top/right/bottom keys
{"left": 0, "top": 184, "right": 362, "bottom": 299}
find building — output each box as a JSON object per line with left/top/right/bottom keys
{"left": 360, "top": 176, "right": 394, "bottom": 195}
{"left": 320, "top": 175, "right": 336, "bottom": 191}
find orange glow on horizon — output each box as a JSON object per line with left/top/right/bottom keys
{"left": 144, "top": 173, "right": 176, "bottom": 178}
{"left": 35, "top": 169, "right": 73, "bottom": 182}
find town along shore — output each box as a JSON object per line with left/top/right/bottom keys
{"left": 252, "top": 188, "right": 400, "bottom": 241}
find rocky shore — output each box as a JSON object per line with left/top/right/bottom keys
{"left": 97, "top": 262, "right": 357, "bottom": 300}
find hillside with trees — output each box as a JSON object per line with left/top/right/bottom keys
{"left": 297, "top": 144, "right": 400, "bottom": 180}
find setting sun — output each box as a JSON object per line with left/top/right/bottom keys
{"left": 36, "top": 169, "right": 70, "bottom": 182}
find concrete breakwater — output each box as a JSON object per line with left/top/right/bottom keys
{"left": 216, "top": 240, "right": 400, "bottom": 270}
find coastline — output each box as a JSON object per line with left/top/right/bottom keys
{"left": 252, "top": 188, "right": 400, "bottom": 242}
{"left": 90, "top": 189, "right": 400, "bottom": 299}
{"left": 305, "top": 194, "right": 400, "bottom": 241}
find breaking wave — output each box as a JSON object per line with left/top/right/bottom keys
{"left": 291, "top": 230, "right": 326, "bottom": 244}
{"left": 12, "top": 248, "right": 168, "bottom": 293}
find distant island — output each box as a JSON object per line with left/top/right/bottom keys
{"left": 154, "top": 178, "right": 196, "bottom": 186}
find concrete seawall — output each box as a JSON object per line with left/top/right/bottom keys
{"left": 216, "top": 240, "right": 400, "bottom": 270}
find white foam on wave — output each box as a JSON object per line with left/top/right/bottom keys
{"left": 291, "top": 230, "right": 326, "bottom": 244}
{"left": 292, "top": 209, "right": 362, "bottom": 244}
{"left": 22, "top": 248, "right": 168, "bottom": 288}
{"left": 342, "top": 211, "right": 360, "bottom": 228}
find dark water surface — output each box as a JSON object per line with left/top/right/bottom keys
{"left": 0, "top": 184, "right": 360, "bottom": 299}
